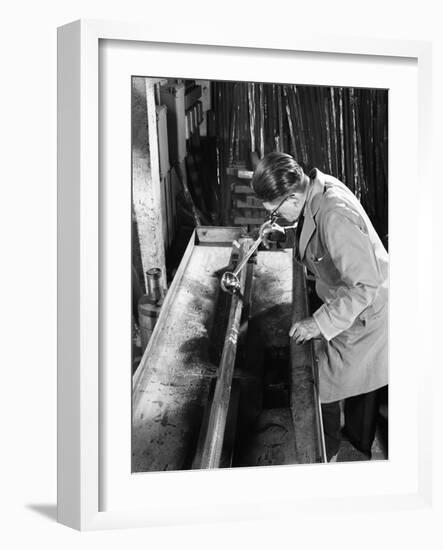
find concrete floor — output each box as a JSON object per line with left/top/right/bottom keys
{"left": 336, "top": 422, "right": 388, "bottom": 462}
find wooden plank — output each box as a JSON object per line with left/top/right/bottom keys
{"left": 159, "top": 82, "right": 186, "bottom": 163}
{"left": 247, "top": 196, "right": 263, "bottom": 207}
{"left": 132, "top": 238, "right": 234, "bottom": 472}
{"left": 237, "top": 170, "right": 253, "bottom": 180}
{"left": 173, "top": 161, "right": 202, "bottom": 227}
{"left": 234, "top": 199, "right": 265, "bottom": 209}
{"left": 132, "top": 77, "right": 167, "bottom": 289}
{"left": 156, "top": 105, "right": 170, "bottom": 178}
{"left": 159, "top": 175, "right": 168, "bottom": 246}
{"left": 165, "top": 172, "right": 174, "bottom": 246}
{"left": 233, "top": 184, "right": 253, "bottom": 194}
{"left": 156, "top": 103, "right": 172, "bottom": 246}
{"left": 233, "top": 216, "right": 267, "bottom": 225}
{"left": 184, "top": 84, "right": 202, "bottom": 110}
{"left": 132, "top": 229, "right": 197, "bottom": 393}
{"left": 196, "top": 226, "right": 246, "bottom": 245}
{"left": 290, "top": 257, "right": 326, "bottom": 463}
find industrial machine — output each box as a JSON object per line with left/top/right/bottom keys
{"left": 132, "top": 226, "right": 326, "bottom": 472}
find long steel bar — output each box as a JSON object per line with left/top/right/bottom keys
{"left": 230, "top": 235, "right": 262, "bottom": 277}
{"left": 199, "top": 238, "right": 253, "bottom": 468}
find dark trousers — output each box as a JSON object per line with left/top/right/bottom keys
{"left": 321, "top": 386, "right": 388, "bottom": 461}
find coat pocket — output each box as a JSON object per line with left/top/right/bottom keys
{"left": 308, "top": 251, "right": 338, "bottom": 284}
{"left": 359, "top": 300, "right": 387, "bottom": 325}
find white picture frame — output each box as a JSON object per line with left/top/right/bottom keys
{"left": 57, "top": 19, "right": 433, "bottom": 531}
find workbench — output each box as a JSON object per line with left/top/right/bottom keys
{"left": 132, "top": 227, "right": 324, "bottom": 472}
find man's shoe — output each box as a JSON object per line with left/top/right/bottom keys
{"left": 341, "top": 427, "right": 372, "bottom": 459}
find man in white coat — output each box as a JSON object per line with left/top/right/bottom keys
{"left": 252, "top": 152, "right": 388, "bottom": 461}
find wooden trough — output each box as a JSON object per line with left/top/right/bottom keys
{"left": 132, "top": 226, "right": 325, "bottom": 472}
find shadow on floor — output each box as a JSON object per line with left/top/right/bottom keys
{"left": 26, "top": 504, "right": 57, "bottom": 522}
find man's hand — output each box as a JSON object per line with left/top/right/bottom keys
{"left": 259, "top": 220, "right": 286, "bottom": 249}
{"left": 289, "top": 316, "right": 321, "bottom": 344}
{"left": 259, "top": 220, "right": 276, "bottom": 249}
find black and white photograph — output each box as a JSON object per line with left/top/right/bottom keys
{"left": 131, "top": 77, "right": 389, "bottom": 472}
{"left": 3, "top": 0, "right": 440, "bottom": 541}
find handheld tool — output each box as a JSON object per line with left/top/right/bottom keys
{"left": 220, "top": 216, "right": 297, "bottom": 294}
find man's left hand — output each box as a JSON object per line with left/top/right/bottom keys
{"left": 289, "top": 317, "right": 321, "bottom": 344}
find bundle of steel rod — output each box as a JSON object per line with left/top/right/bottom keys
{"left": 212, "top": 82, "right": 388, "bottom": 239}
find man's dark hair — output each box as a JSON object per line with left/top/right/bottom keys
{"left": 251, "top": 152, "right": 306, "bottom": 202}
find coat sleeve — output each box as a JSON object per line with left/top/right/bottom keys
{"left": 312, "top": 210, "right": 383, "bottom": 341}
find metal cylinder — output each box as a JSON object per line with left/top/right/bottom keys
{"left": 146, "top": 268, "right": 163, "bottom": 302}
{"left": 138, "top": 296, "right": 162, "bottom": 352}
{"left": 138, "top": 267, "right": 164, "bottom": 352}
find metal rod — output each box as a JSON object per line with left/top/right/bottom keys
{"left": 199, "top": 238, "right": 252, "bottom": 468}
{"left": 220, "top": 220, "right": 298, "bottom": 294}
{"left": 231, "top": 235, "right": 263, "bottom": 277}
